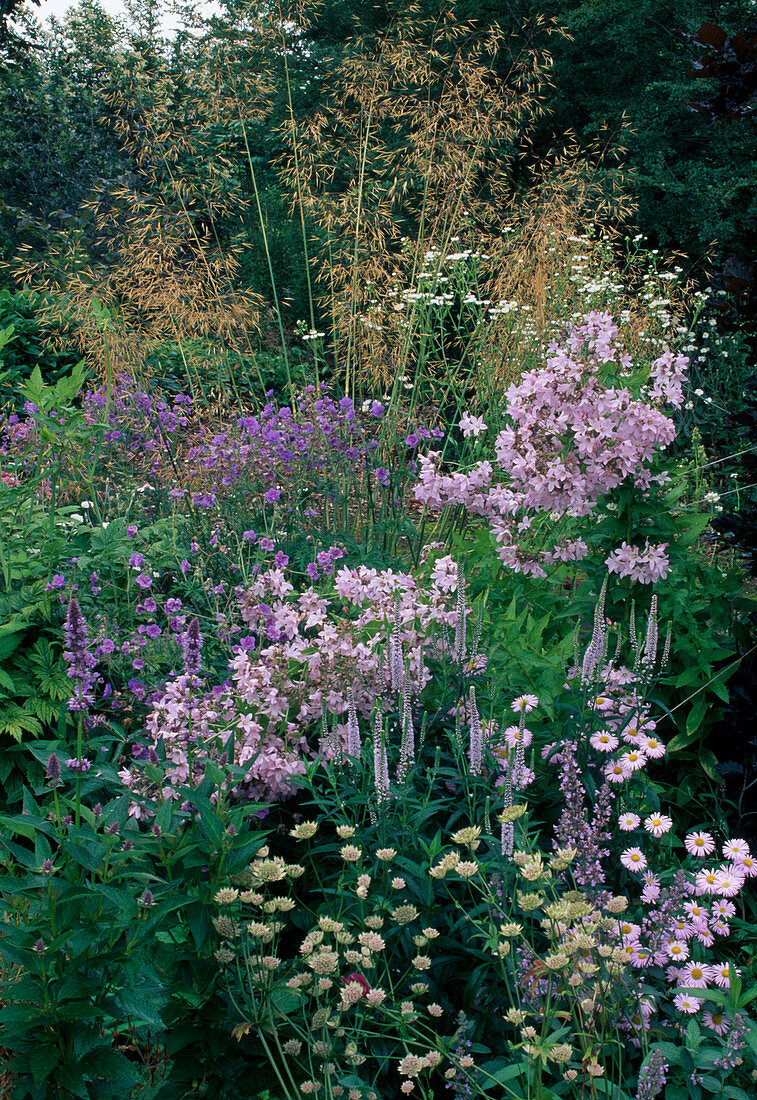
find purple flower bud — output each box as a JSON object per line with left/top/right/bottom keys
{"left": 42, "top": 859, "right": 54, "bottom": 874}
{"left": 181, "top": 616, "right": 203, "bottom": 676}
{"left": 33, "top": 938, "right": 47, "bottom": 956}
{"left": 139, "top": 889, "right": 154, "bottom": 907}
{"left": 45, "top": 753, "right": 62, "bottom": 787}
{"left": 127, "top": 525, "right": 138, "bottom": 538}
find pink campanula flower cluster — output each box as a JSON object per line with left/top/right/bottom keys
{"left": 413, "top": 312, "right": 687, "bottom": 578}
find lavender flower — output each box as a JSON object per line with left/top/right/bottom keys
{"left": 63, "top": 597, "right": 100, "bottom": 712}
{"left": 181, "top": 617, "right": 203, "bottom": 676}
{"left": 45, "top": 752, "right": 62, "bottom": 788}
{"left": 635, "top": 1048, "right": 668, "bottom": 1100}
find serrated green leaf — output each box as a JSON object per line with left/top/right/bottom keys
{"left": 30, "top": 1045, "right": 60, "bottom": 1086}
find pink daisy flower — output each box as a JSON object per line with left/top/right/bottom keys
{"left": 679, "top": 961, "right": 711, "bottom": 988}
{"left": 641, "top": 736, "right": 666, "bottom": 759}
{"left": 733, "top": 852, "right": 757, "bottom": 877}
{"left": 618, "top": 813, "right": 641, "bottom": 831}
{"left": 666, "top": 940, "right": 689, "bottom": 962}
{"left": 673, "top": 993, "right": 701, "bottom": 1015}
{"left": 511, "top": 694, "right": 538, "bottom": 714}
{"left": 605, "top": 760, "right": 631, "bottom": 784}
{"left": 628, "top": 943, "right": 653, "bottom": 968}
{"left": 621, "top": 847, "right": 647, "bottom": 872}
{"left": 695, "top": 868, "right": 720, "bottom": 895}
{"left": 722, "top": 838, "right": 750, "bottom": 861}
{"left": 685, "top": 831, "right": 715, "bottom": 858}
{"left": 669, "top": 917, "right": 695, "bottom": 941}
{"left": 712, "top": 899, "right": 736, "bottom": 920}
{"left": 644, "top": 813, "right": 673, "bottom": 838}
{"left": 502, "top": 724, "right": 532, "bottom": 748}
{"left": 714, "top": 868, "right": 743, "bottom": 898}
{"left": 619, "top": 749, "right": 647, "bottom": 772}
{"left": 703, "top": 1010, "right": 729, "bottom": 1036}
{"left": 590, "top": 731, "right": 619, "bottom": 752}
{"left": 710, "top": 919, "right": 730, "bottom": 937}
{"left": 695, "top": 925, "right": 715, "bottom": 948}
{"left": 683, "top": 901, "right": 708, "bottom": 920}
{"left": 712, "top": 963, "right": 738, "bottom": 989}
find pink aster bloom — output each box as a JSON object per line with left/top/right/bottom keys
{"left": 641, "top": 736, "right": 666, "bottom": 759}
{"left": 621, "top": 847, "right": 647, "bottom": 872}
{"left": 673, "top": 993, "right": 701, "bottom": 1015}
{"left": 511, "top": 694, "right": 538, "bottom": 713}
{"left": 628, "top": 942, "right": 653, "bottom": 968}
{"left": 618, "top": 812, "right": 641, "bottom": 831}
{"left": 591, "top": 731, "right": 619, "bottom": 752}
{"left": 666, "top": 940, "right": 689, "bottom": 962}
{"left": 713, "top": 868, "right": 743, "bottom": 898}
{"left": 669, "top": 917, "right": 694, "bottom": 941}
{"left": 619, "top": 749, "right": 647, "bottom": 772}
{"left": 644, "top": 813, "right": 673, "bottom": 838}
{"left": 712, "top": 963, "right": 738, "bottom": 989}
{"left": 695, "top": 868, "right": 720, "bottom": 895}
{"left": 502, "top": 724, "right": 533, "bottom": 749}
{"left": 734, "top": 853, "right": 757, "bottom": 877}
{"left": 679, "top": 961, "right": 712, "bottom": 988}
{"left": 606, "top": 760, "right": 632, "bottom": 784}
{"left": 711, "top": 899, "right": 736, "bottom": 920}
{"left": 685, "top": 831, "right": 715, "bottom": 857}
{"left": 722, "top": 838, "right": 751, "bottom": 861}
{"left": 703, "top": 1010, "right": 729, "bottom": 1036}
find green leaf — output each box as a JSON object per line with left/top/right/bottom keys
{"left": 686, "top": 696, "right": 709, "bottom": 736}
{"left": 30, "top": 1045, "right": 60, "bottom": 1086}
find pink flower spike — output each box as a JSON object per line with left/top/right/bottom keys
{"left": 685, "top": 831, "right": 715, "bottom": 857}
{"left": 644, "top": 813, "right": 673, "bottom": 838}
{"left": 621, "top": 847, "right": 647, "bottom": 872}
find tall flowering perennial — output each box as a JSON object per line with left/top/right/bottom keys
{"left": 414, "top": 312, "right": 687, "bottom": 578}
{"left": 63, "top": 597, "right": 100, "bottom": 712}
